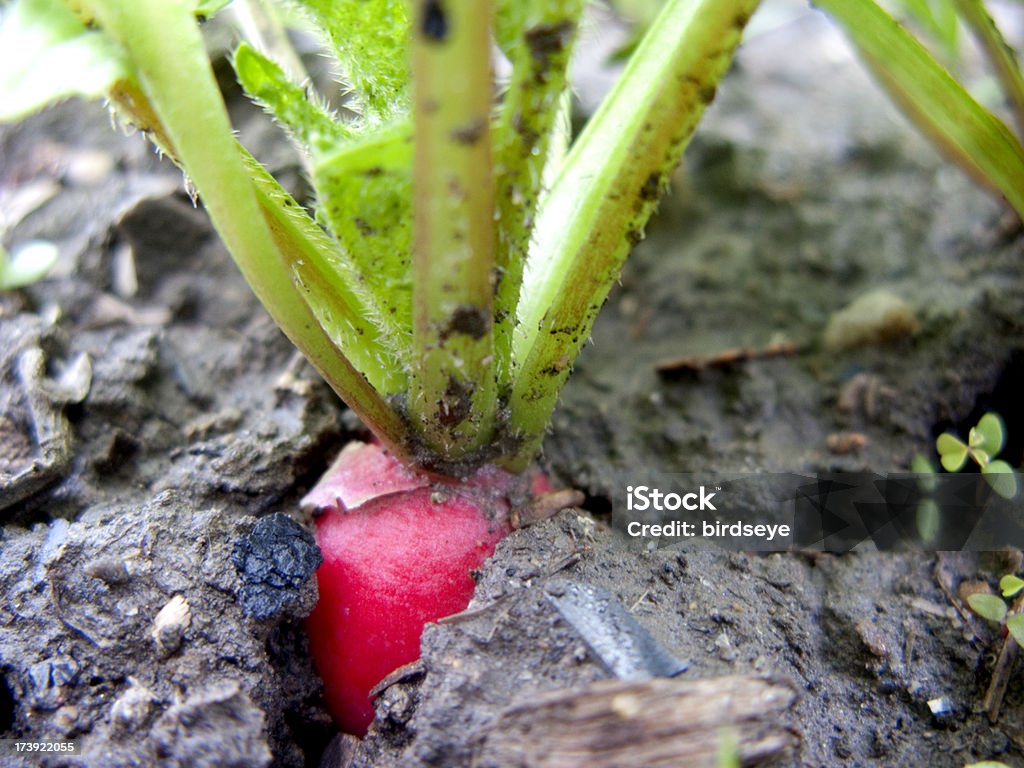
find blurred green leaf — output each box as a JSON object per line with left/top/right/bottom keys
{"left": 817, "top": 0, "right": 1024, "bottom": 219}
{"left": 916, "top": 499, "right": 941, "bottom": 543}
{"left": 1006, "top": 613, "right": 1024, "bottom": 645}
{"left": 889, "top": 0, "right": 960, "bottom": 59}
{"left": 0, "top": 240, "right": 59, "bottom": 290}
{"left": 937, "top": 432, "right": 969, "bottom": 471}
{"left": 999, "top": 574, "right": 1024, "bottom": 598}
{"left": 982, "top": 460, "right": 1018, "bottom": 499}
{"left": 912, "top": 453, "right": 939, "bottom": 492}
{"left": 0, "top": 0, "right": 129, "bottom": 122}
{"left": 968, "top": 592, "right": 1008, "bottom": 623}
{"left": 953, "top": 0, "right": 1024, "bottom": 137}
{"left": 972, "top": 412, "right": 1006, "bottom": 456}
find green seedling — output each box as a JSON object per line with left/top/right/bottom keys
{"left": 937, "top": 412, "right": 1017, "bottom": 499}
{"left": 967, "top": 573, "right": 1024, "bottom": 646}
{"left": 913, "top": 412, "right": 1017, "bottom": 541}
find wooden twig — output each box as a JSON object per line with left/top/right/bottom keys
{"left": 473, "top": 675, "right": 799, "bottom": 767}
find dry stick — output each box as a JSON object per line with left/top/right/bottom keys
{"left": 475, "top": 676, "right": 800, "bottom": 768}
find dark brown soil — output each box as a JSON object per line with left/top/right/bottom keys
{"left": 2, "top": 4, "right": 1024, "bottom": 768}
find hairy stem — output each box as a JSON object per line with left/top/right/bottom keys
{"left": 492, "top": 0, "right": 583, "bottom": 390}
{"left": 505, "top": 0, "right": 759, "bottom": 470}
{"left": 87, "top": 0, "right": 412, "bottom": 460}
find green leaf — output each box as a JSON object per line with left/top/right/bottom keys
{"left": 0, "top": 240, "right": 59, "bottom": 290}
{"left": 972, "top": 412, "right": 1005, "bottom": 456}
{"left": 1006, "top": 613, "right": 1024, "bottom": 646}
{"left": 966, "top": 762, "right": 1013, "bottom": 768}
{"left": 816, "top": 0, "right": 1024, "bottom": 220}
{"left": 967, "top": 592, "right": 1007, "bottom": 623}
{"left": 982, "top": 460, "right": 1018, "bottom": 499}
{"left": 233, "top": 42, "right": 350, "bottom": 156}
{"left": 288, "top": 0, "right": 410, "bottom": 124}
{"left": 999, "top": 574, "right": 1024, "bottom": 598}
{"left": 912, "top": 453, "right": 938, "bottom": 492}
{"left": 953, "top": 0, "right": 1024, "bottom": 139}
{"left": 492, "top": 0, "right": 585, "bottom": 388}
{"left": 0, "top": 0, "right": 129, "bottom": 122}
{"left": 889, "top": 0, "right": 960, "bottom": 59}
{"left": 937, "top": 432, "right": 969, "bottom": 471}
{"left": 916, "top": 499, "right": 940, "bottom": 544}
{"left": 312, "top": 123, "right": 413, "bottom": 349}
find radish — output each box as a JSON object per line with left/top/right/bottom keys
{"left": 302, "top": 442, "right": 545, "bottom": 735}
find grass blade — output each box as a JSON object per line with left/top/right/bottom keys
{"left": 953, "top": 0, "right": 1024, "bottom": 138}
{"left": 817, "top": 0, "right": 1024, "bottom": 218}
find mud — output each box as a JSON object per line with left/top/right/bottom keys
{"left": 2, "top": 3, "right": 1024, "bottom": 767}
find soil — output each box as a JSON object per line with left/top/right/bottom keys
{"left": 3, "top": 3, "right": 1024, "bottom": 767}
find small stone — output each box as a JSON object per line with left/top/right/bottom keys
{"left": 715, "top": 631, "right": 737, "bottom": 662}
{"left": 111, "top": 679, "right": 155, "bottom": 730}
{"left": 855, "top": 618, "right": 889, "bottom": 658}
{"left": 823, "top": 289, "right": 919, "bottom": 350}
{"left": 151, "top": 595, "right": 191, "bottom": 655}
{"left": 84, "top": 557, "right": 130, "bottom": 585}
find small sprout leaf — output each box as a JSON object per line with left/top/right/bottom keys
{"left": 912, "top": 453, "right": 938, "bottom": 492}
{"left": 0, "top": 240, "right": 59, "bottom": 290}
{"left": 982, "top": 460, "right": 1017, "bottom": 500}
{"left": 1000, "top": 574, "right": 1024, "bottom": 598}
{"left": 916, "top": 499, "right": 940, "bottom": 544}
{"left": 968, "top": 592, "right": 1007, "bottom": 623}
{"left": 937, "top": 433, "right": 969, "bottom": 472}
{"left": 973, "top": 413, "right": 1006, "bottom": 456}
{"left": 233, "top": 42, "right": 349, "bottom": 155}
{"left": 1006, "top": 613, "right": 1024, "bottom": 646}
{"left": 0, "top": 0, "right": 130, "bottom": 123}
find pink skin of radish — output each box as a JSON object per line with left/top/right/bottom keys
{"left": 302, "top": 442, "right": 550, "bottom": 736}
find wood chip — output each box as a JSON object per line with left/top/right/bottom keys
{"left": 475, "top": 675, "right": 799, "bottom": 767}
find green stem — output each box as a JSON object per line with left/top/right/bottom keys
{"left": 505, "top": 0, "right": 759, "bottom": 471}
{"left": 492, "top": 0, "right": 582, "bottom": 391}
{"left": 87, "top": 0, "right": 412, "bottom": 460}
{"left": 409, "top": 0, "right": 497, "bottom": 464}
